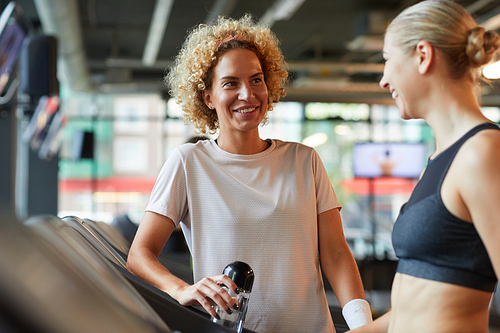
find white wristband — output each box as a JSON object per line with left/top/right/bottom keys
{"left": 342, "top": 298, "right": 373, "bottom": 330}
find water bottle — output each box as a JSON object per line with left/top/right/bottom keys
{"left": 212, "top": 261, "right": 254, "bottom": 333}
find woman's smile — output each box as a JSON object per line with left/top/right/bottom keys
{"left": 235, "top": 107, "right": 257, "bottom": 113}
{"left": 203, "top": 48, "right": 269, "bottom": 134}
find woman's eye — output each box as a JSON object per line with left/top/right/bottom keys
{"left": 253, "top": 78, "right": 262, "bottom": 83}
{"left": 223, "top": 82, "right": 236, "bottom": 87}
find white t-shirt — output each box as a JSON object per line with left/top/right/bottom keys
{"left": 146, "top": 139, "right": 341, "bottom": 333}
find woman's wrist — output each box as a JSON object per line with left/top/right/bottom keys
{"left": 342, "top": 298, "right": 373, "bottom": 330}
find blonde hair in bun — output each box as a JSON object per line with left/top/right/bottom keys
{"left": 466, "top": 27, "right": 500, "bottom": 67}
{"left": 386, "top": 0, "right": 500, "bottom": 82}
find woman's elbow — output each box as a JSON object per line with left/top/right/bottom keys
{"left": 126, "top": 245, "right": 142, "bottom": 275}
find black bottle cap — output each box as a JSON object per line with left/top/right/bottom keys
{"left": 223, "top": 261, "right": 254, "bottom": 293}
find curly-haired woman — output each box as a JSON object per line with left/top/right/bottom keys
{"left": 127, "top": 15, "right": 371, "bottom": 333}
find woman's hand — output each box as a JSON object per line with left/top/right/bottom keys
{"left": 176, "top": 274, "right": 240, "bottom": 319}
{"left": 127, "top": 212, "right": 240, "bottom": 319}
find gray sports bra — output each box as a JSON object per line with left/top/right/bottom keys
{"left": 392, "top": 123, "right": 499, "bottom": 292}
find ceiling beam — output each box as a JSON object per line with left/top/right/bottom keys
{"left": 288, "top": 62, "right": 384, "bottom": 74}
{"left": 466, "top": 0, "right": 495, "bottom": 14}
{"left": 91, "top": 57, "right": 384, "bottom": 75}
{"left": 477, "top": 5, "right": 500, "bottom": 30}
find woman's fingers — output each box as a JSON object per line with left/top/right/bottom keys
{"left": 177, "top": 275, "right": 239, "bottom": 318}
{"left": 217, "top": 274, "right": 240, "bottom": 295}
{"left": 203, "top": 276, "right": 239, "bottom": 312}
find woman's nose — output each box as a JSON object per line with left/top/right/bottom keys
{"left": 379, "top": 75, "right": 389, "bottom": 90}
{"left": 238, "top": 84, "right": 254, "bottom": 100}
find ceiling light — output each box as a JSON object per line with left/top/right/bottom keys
{"left": 142, "top": 0, "right": 174, "bottom": 66}
{"left": 260, "top": 0, "right": 306, "bottom": 27}
{"left": 483, "top": 60, "right": 500, "bottom": 79}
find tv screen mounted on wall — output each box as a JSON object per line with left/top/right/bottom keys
{"left": 353, "top": 142, "right": 427, "bottom": 179}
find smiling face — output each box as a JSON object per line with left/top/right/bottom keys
{"left": 203, "top": 48, "right": 269, "bottom": 137}
{"left": 379, "top": 34, "right": 420, "bottom": 120}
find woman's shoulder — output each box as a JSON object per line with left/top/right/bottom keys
{"left": 272, "top": 139, "right": 314, "bottom": 151}
{"left": 461, "top": 127, "right": 500, "bottom": 164}
{"left": 269, "top": 140, "right": 319, "bottom": 163}
{"left": 177, "top": 139, "right": 213, "bottom": 153}
{"left": 166, "top": 140, "right": 215, "bottom": 163}
{"left": 453, "top": 127, "right": 500, "bottom": 189}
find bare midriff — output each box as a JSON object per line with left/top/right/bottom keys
{"left": 389, "top": 273, "right": 492, "bottom": 333}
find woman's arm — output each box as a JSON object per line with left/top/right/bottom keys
{"left": 459, "top": 131, "right": 500, "bottom": 279}
{"left": 318, "top": 208, "right": 366, "bottom": 306}
{"left": 318, "top": 208, "right": 374, "bottom": 329}
{"left": 127, "top": 211, "right": 238, "bottom": 318}
{"left": 347, "top": 310, "right": 391, "bottom": 333}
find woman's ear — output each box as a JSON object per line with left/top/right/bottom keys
{"left": 202, "top": 89, "right": 212, "bottom": 109}
{"left": 415, "top": 40, "right": 434, "bottom": 74}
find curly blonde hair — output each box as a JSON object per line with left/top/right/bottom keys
{"left": 165, "top": 14, "right": 288, "bottom": 134}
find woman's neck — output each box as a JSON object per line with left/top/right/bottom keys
{"left": 216, "top": 131, "right": 269, "bottom": 155}
{"left": 423, "top": 81, "right": 489, "bottom": 156}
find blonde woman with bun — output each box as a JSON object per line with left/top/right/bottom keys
{"left": 127, "top": 15, "right": 372, "bottom": 333}
{"left": 350, "top": 1, "right": 500, "bottom": 332}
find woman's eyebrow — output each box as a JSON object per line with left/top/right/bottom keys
{"left": 220, "top": 75, "right": 238, "bottom": 80}
{"left": 220, "top": 72, "right": 264, "bottom": 81}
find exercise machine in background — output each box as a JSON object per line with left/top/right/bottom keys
{"left": 0, "top": 1, "right": 62, "bottom": 220}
